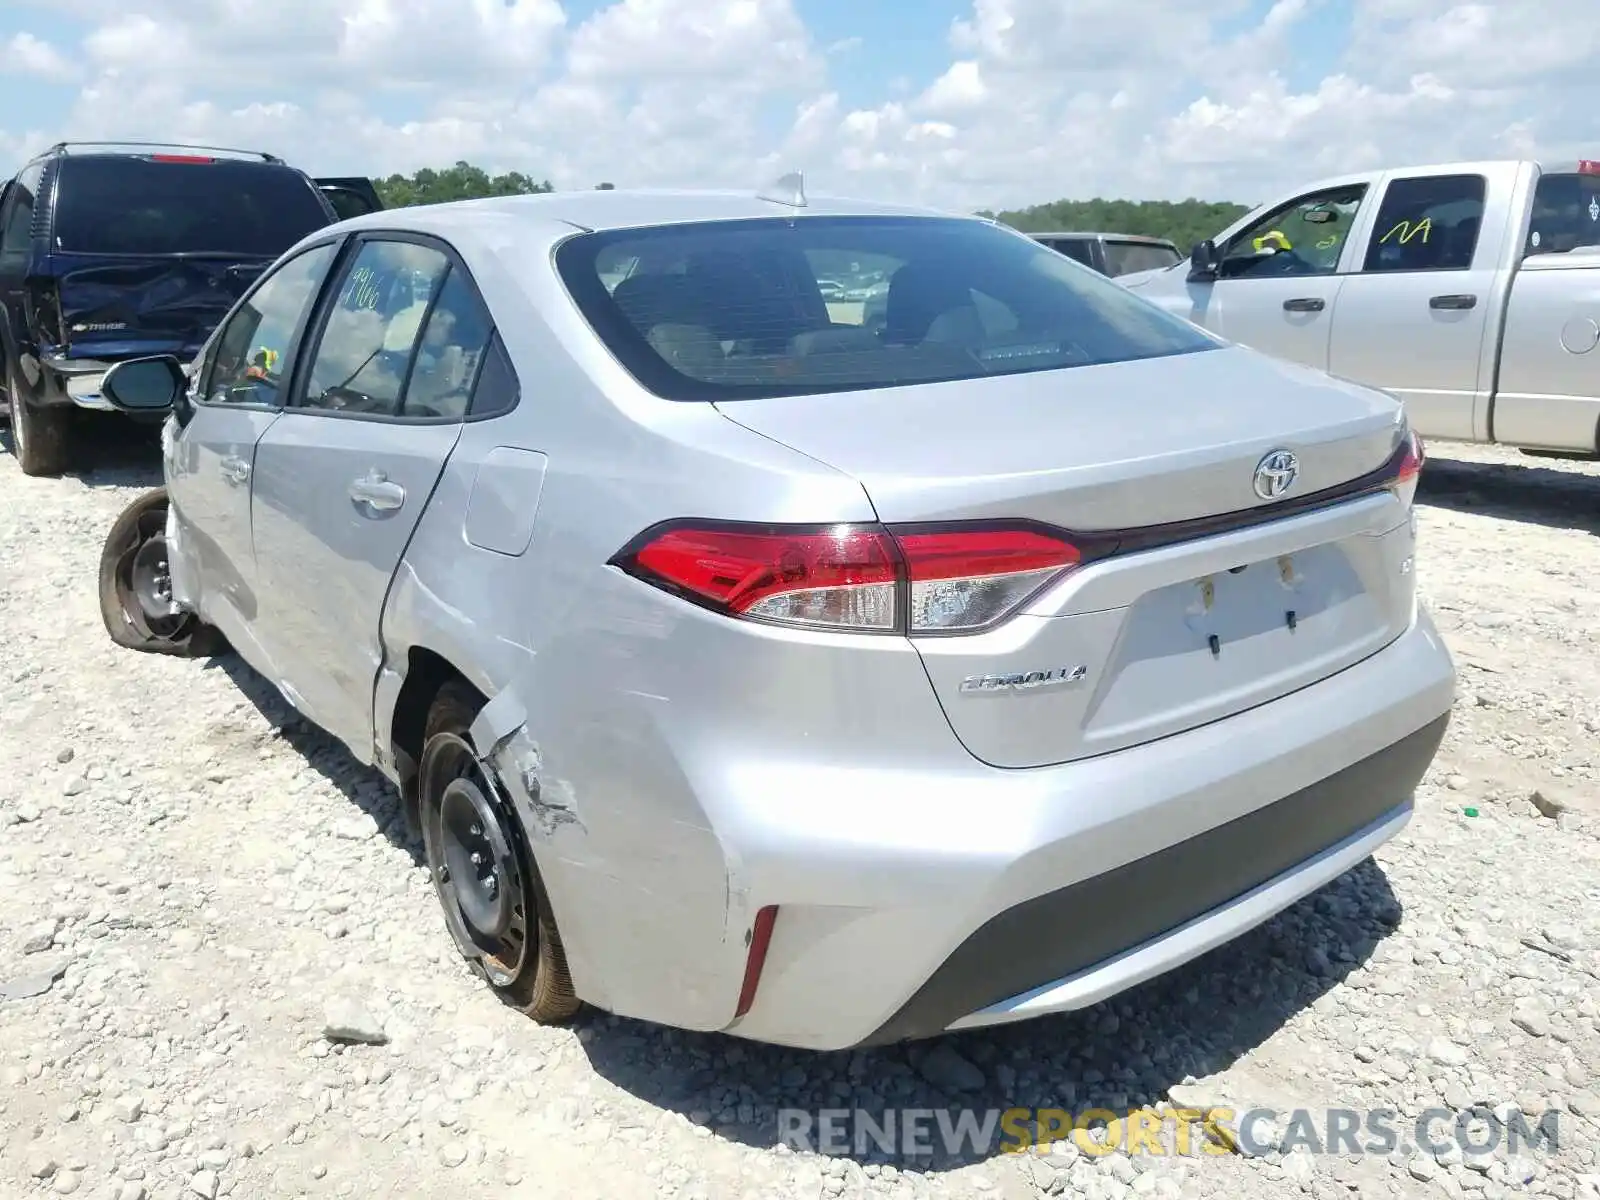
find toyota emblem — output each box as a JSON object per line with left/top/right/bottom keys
{"left": 1253, "top": 449, "right": 1299, "bottom": 500}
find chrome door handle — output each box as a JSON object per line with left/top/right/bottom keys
{"left": 1282, "top": 297, "right": 1325, "bottom": 312}
{"left": 220, "top": 455, "right": 251, "bottom": 485}
{"left": 1429, "top": 293, "right": 1477, "bottom": 310}
{"left": 348, "top": 470, "right": 406, "bottom": 511}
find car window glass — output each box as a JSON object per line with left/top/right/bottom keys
{"left": 1525, "top": 171, "right": 1600, "bottom": 256}
{"left": 52, "top": 158, "right": 331, "bottom": 257}
{"left": 1045, "top": 239, "right": 1097, "bottom": 268}
{"left": 1362, "top": 174, "right": 1487, "bottom": 273}
{"left": 0, "top": 164, "right": 42, "bottom": 259}
{"left": 1221, "top": 184, "right": 1368, "bottom": 279}
{"left": 401, "top": 267, "right": 493, "bottom": 420}
{"left": 202, "top": 242, "right": 339, "bottom": 406}
{"left": 1103, "top": 241, "right": 1182, "bottom": 276}
{"left": 300, "top": 240, "right": 451, "bottom": 416}
{"left": 556, "top": 215, "right": 1217, "bottom": 402}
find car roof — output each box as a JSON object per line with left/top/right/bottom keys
{"left": 325, "top": 187, "right": 980, "bottom": 244}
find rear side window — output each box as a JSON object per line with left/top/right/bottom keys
{"left": 1042, "top": 238, "right": 1096, "bottom": 267}
{"left": 0, "top": 162, "right": 43, "bottom": 261}
{"left": 1526, "top": 171, "right": 1600, "bottom": 256}
{"left": 1362, "top": 174, "right": 1487, "bottom": 273}
{"left": 554, "top": 216, "right": 1217, "bottom": 402}
{"left": 1102, "top": 241, "right": 1181, "bottom": 276}
{"left": 52, "top": 157, "right": 332, "bottom": 257}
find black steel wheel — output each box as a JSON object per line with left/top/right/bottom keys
{"left": 418, "top": 682, "right": 580, "bottom": 1022}
{"left": 97, "top": 488, "right": 227, "bottom": 656}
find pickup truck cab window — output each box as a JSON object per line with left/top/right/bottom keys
{"left": 1362, "top": 174, "right": 1487, "bottom": 273}
{"left": 1526, "top": 172, "right": 1600, "bottom": 256}
{"left": 1220, "top": 184, "right": 1368, "bottom": 279}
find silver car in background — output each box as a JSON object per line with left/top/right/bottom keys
{"left": 93, "top": 184, "right": 1456, "bottom": 1051}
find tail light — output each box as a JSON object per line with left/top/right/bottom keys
{"left": 150, "top": 153, "right": 215, "bottom": 163}
{"left": 1391, "top": 427, "right": 1424, "bottom": 507}
{"left": 611, "top": 520, "right": 1084, "bottom": 636}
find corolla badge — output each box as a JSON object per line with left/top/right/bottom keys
{"left": 1252, "top": 448, "right": 1299, "bottom": 500}
{"left": 960, "top": 665, "right": 1088, "bottom": 694}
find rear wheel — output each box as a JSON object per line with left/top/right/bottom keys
{"left": 97, "top": 487, "right": 228, "bottom": 657}
{"left": 6, "top": 364, "right": 73, "bottom": 477}
{"left": 418, "top": 682, "right": 581, "bottom": 1024}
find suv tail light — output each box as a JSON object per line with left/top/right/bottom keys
{"left": 150, "top": 153, "right": 216, "bottom": 163}
{"left": 611, "top": 521, "right": 1084, "bottom": 636}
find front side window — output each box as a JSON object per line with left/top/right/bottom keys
{"left": 1220, "top": 184, "right": 1368, "bottom": 279}
{"left": 52, "top": 157, "right": 331, "bottom": 257}
{"left": 202, "top": 241, "right": 339, "bottom": 406}
{"left": 554, "top": 215, "right": 1217, "bottom": 402}
{"left": 1525, "top": 171, "right": 1600, "bottom": 256}
{"left": 298, "top": 240, "right": 452, "bottom": 416}
{"left": 1362, "top": 174, "right": 1487, "bottom": 273}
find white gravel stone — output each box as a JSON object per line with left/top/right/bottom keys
{"left": 1, "top": 434, "right": 1597, "bottom": 1200}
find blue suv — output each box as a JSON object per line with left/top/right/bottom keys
{"left": 0, "top": 142, "right": 382, "bottom": 475}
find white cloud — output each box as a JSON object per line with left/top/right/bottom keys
{"left": 2, "top": 32, "right": 78, "bottom": 82}
{"left": 0, "top": 0, "right": 1594, "bottom": 211}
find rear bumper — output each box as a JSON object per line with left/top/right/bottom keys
{"left": 707, "top": 605, "right": 1455, "bottom": 1050}
{"left": 867, "top": 716, "right": 1442, "bottom": 1043}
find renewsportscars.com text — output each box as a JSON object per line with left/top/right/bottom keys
{"left": 776, "top": 1105, "right": 1564, "bottom": 1160}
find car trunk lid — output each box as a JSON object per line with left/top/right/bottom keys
{"left": 716, "top": 345, "right": 1419, "bottom": 767}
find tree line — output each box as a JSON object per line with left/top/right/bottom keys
{"left": 373, "top": 162, "right": 1251, "bottom": 249}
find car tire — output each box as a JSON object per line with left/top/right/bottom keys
{"left": 97, "top": 487, "right": 229, "bottom": 657}
{"left": 6, "top": 363, "right": 74, "bottom": 477}
{"left": 418, "top": 681, "right": 582, "bottom": 1025}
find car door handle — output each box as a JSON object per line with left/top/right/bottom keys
{"left": 1282, "top": 297, "right": 1326, "bottom": 312}
{"left": 348, "top": 471, "right": 406, "bottom": 511}
{"left": 219, "top": 455, "right": 251, "bottom": 485}
{"left": 1429, "top": 293, "right": 1477, "bottom": 310}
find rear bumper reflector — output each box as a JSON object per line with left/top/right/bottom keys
{"left": 734, "top": 905, "right": 779, "bottom": 1019}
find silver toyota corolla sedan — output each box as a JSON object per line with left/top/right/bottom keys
{"left": 94, "top": 182, "right": 1457, "bottom": 1051}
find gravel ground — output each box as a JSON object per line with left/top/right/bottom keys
{"left": 1, "top": 420, "right": 1598, "bottom": 1200}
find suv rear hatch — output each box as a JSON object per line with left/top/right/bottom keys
{"left": 717, "top": 347, "right": 1420, "bottom": 768}
{"left": 41, "top": 154, "right": 337, "bottom": 365}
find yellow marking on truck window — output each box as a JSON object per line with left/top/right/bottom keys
{"left": 1379, "top": 217, "right": 1431, "bottom": 245}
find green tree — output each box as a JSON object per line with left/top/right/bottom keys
{"left": 373, "top": 161, "right": 554, "bottom": 208}
{"left": 982, "top": 197, "right": 1254, "bottom": 253}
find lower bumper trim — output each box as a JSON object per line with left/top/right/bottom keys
{"left": 857, "top": 711, "right": 1450, "bottom": 1046}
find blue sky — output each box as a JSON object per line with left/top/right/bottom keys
{"left": 0, "top": 0, "right": 1588, "bottom": 209}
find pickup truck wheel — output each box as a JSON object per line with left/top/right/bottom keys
{"left": 418, "top": 682, "right": 581, "bottom": 1025}
{"left": 6, "top": 364, "right": 74, "bottom": 478}
{"left": 97, "top": 487, "right": 228, "bottom": 657}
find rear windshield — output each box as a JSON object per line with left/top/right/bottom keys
{"left": 1102, "top": 240, "right": 1182, "bottom": 276}
{"left": 1526, "top": 171, "right": 1600, "bottom": 256}
{"left": 555, "top": 215, "right": 1218, "bottom": 401}
{"left": 53, "top": 157, "right": 332, "bottom": 257}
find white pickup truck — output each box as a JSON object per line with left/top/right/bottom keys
{"left": 1118, "top": 158, "right": 1600, "bottom": 457}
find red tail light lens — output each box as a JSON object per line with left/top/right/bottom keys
{"left": 1392, "top": 428, "right": 1424, "bottom": 506}
{"left": 623, "top": 523, "right": 901, "bottom": 630}
{"left": 612, "top": 521, "right": 1083, "bottom": 634}
{"left": 150, "top": 153, "right": 215, "bottom": 163}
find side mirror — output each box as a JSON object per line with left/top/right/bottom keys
{"left": 101, "top": 355, "right": 187, "bottom": 414}
{"left": 1188, "top": 239, "right": 1220, "bottom": 281}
